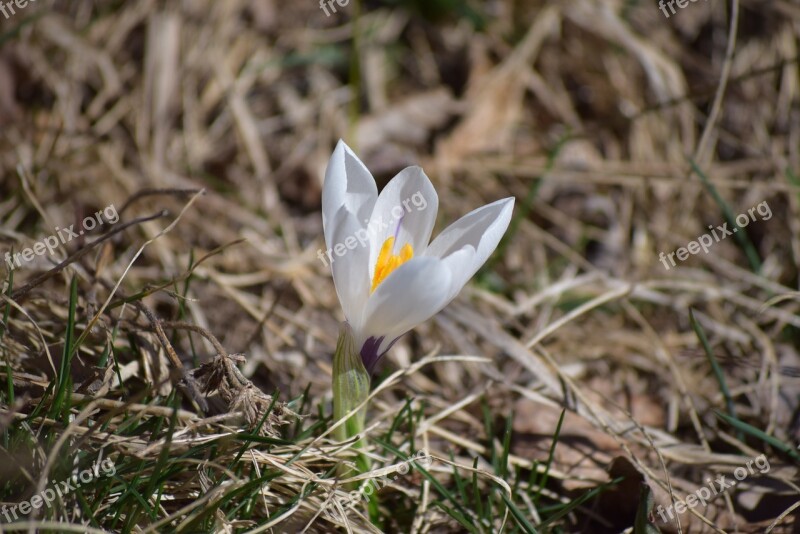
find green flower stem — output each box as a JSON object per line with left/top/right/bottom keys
{"left": 332, "top": 323, "right": 380, "bottom": 523}
{"left": 332, "top": 323, "right": 369, "bottom": 449}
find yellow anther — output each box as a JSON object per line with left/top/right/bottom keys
{"left": 371, "top": 237, "right": 413, "bottom": 292}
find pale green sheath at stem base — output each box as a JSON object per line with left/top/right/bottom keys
{"left": 332, "top": 323, "right": 371, "bottom": 477}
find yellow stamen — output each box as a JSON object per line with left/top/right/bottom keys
{"left": 371, "top": 237, "right": 413, "bottom": 292}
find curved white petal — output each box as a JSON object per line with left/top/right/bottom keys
{"left": 328, "top": 206, "right": 372, "bottom": 330}
{"left": 424, "top": 197, "right": 514, "bottom": 302}
{"left": 365, "top": 166, "right": 438, "bottom": 283}
{"left": 357, "top": 257, "right": 451, "bottom": 364}
{"left": 322, "top": 140, "right": 378, "bottom": 251}
{"left": 437, "top": 247, "right": 476, "bottom": 302}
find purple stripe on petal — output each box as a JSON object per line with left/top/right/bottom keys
{"left": 392, "top": 214, "right": 405, "bottom": 250}
{"left": 360, "top": 335, "right": 404, "bottom": 374}
{"left": 360, "top": 336, "right": 385, "bottom": 374}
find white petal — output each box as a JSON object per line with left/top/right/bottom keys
{"left": 424, "top": 197, "right": 514, "bottom": 301}
{"left": 365, "top": 166, "right": 438, "bottom": 283}
{"left": 357, "top": 257, "right": 451, "bottom": 360}
{"left": 322, "top": 140, "right": 378, "bottom": 251}
{"left": 327, "top": 207, "right": 371, "bottom": 330}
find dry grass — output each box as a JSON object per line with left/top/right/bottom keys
{"left": 1, "top": 0, "right": 799, "bottom": 532}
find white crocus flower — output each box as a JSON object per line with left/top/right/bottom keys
{"left": 322, "top": 140, "right": 514, "bottom": 374}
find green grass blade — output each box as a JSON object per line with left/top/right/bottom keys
{"left": 501, "top": 492, "right": 538, "bottom": 533}
{"left": 471, "top": 456, "right": 486, "bottom": 523}
{"left": 539, "top": 476, "right": 624, "bottom": 527}
{"left": 689, "top": 308, "right": 736, "bottom": 421}
{"left": 714, "top": 410, "right": 800, "bottom": 463}
{"left": 534, "top": 408, "right": 566, "bottom": 504}
{"left": 690, "top": 158, "right": 761, "bottom": 272}
{"left": 49, "top": 276, "right": 78, "bottom": 422}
